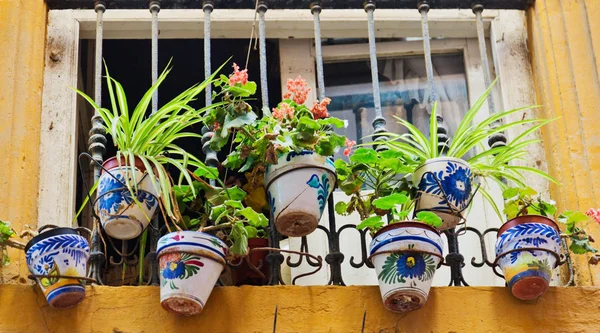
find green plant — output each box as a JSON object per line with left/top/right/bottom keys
{"left": 334, "top": 148, "right": 442, "bottom": 234}
{"left": 381, "top": 82, "right": 557, "bottom": 217}
{"left": 205, "top": 70, "right": 347, "bottom": 174}
{"left": 75, "top": 61, "right": 223, "bottom": 222}
{"left": 172, "top": 173, "right": 269, "bottom": 257}
{"left": 502, "top": 186, "right": 599, "bottom": 259}
{"left": 0, "top": 220, "right": 16, "bottom": 266}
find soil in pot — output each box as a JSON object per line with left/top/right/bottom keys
{"left": 413, "top": 157, "right": 473, "bottom": 230}
{"left": 369, "top": 222, "right": 443, "bottom": 313}
{"left": 25, "top": 227, "right": 90, "bottom": 308}
{"left": 495, "top": 215, "right": 561, "bottom": 300}
{"left": 232, "top": 238, "right": 270, "bottom": 286}
{"left": 96, "top": 156, "right": 159, "bottom": 240}
{"left": 265, "top": 151, "right": 336, "bottom": 237}
{"left": 157, "top": 231, "right": 228, "bottom": 316}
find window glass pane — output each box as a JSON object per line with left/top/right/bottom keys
{"left": 324, "top": 53, "right": 468, "bottom": 160}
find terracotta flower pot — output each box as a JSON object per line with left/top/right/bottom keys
{"left": 413, "top": 157, "right": 473, "bottom": 230}
{"left": 157, "top": 231, "right": 228, "bottom": 316}
{"left": 232, "top": 238, "right": 270, "bottom": 286}
{"left": 265, "top": 151, "right": 336, "bottom": 237}
{"left": 25, "top": 228, "right": 90, "bottom": 308}
{"left": 369, "top": 222, "right": 443, "bottom": 313}
{"left": 96, "top": 156, "right": 159, "bottom": 240}
{"left": 495, "top": 215, "right": 561, "bottom": 300}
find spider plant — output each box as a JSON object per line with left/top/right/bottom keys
{"left": 75, "top": 61, "right": 224, "bottom": 222}
{"left": 380, "top": 81, "right": 557, "bottom": 218}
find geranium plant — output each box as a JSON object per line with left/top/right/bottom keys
{"left": 334, "top": 148, "right": 442, "bottom": 234}
{"left": 503, "top": 186, "right": 599, "bottom": 259}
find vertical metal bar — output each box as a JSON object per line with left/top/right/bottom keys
{"left": 202, "top": 1, "right": 219, "bottom": 182}
{"left": 150, "top": 0, "right": 160, "bottom": 115}
{"left": 418, "top": 0, "right": 448, "bottom": 153}
{"left": 312, "top": 2, "right": 325, "bottom": 101}
{"left": 364, "top": 1, "right": 387, "bottom": 144}
{"left": 88, "top": 0, "right": 107, "bottom": 285}
{"left": 257, "top": 1, "right": 269, "bottom": 112}
{"left": 472, "top": 3, "right": 507, "bottom": 149}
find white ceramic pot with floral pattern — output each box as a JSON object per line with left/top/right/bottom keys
{"left": 369, "top": 222, "right": 443, "bottom": 313}
{"left": 157, "top": 231, "right": 228, "bottom": 316}
{"left": 495, "top": 215, "right": 561, "bottom": 300}
{"left": 265, "top": 151, "right": 336, "bottom": 237}
{"left": 25, "top": 228, "right": 90, "bottom": 308}
{"left": 413, "top": 157, "right": 474, "bottom": 230}
{"left": 96, "top": 156, "right": 159, "bottom": 240}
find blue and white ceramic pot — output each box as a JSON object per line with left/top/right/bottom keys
{"left": 25, "top": 228, "right": 90, "bottom": 308}
{"left": 369, "top": 222, "right": 443, "bottom": 313}
{"left": 157, "top": 231, "right": 228, "bottom": 316}
{"left": 264, "top": 151, "right": 336, "bottom": 237}
{"left": 495, "top": 215, "right": 561, "bottom": 300}
{"left": 96, "top": 156, "right": 159, "bottom": 240}
{"left": 413, "top": 157, "right": 473, "bottom": 230}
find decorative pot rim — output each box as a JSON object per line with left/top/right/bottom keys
{"left": 413, "top": 156, "right": 471, "bottom": 174}
{"left": 264, "top": 151, "right": 336, "bottom": 188}
{"left": 24, "top": 227, "right": 80, "bottom": 253}
{"left": 497, "top": 215, "right": 559, "bottom": 237}
{"left": 157, "top": 231, "right": 228, "bottom": 265}
{"left": 370, "top": 221, "right": 444, "bottom": 257}
{"left": 373, "top": 221, "right": 441, "bottom": 238}
{"left": 102, "top": 155, "right": 148, "bottom": 174}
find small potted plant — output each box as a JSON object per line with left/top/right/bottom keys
{"left": 0, "top": 219, "right": 17, "bottom": 266}
{"left": 75, "top": 62, "right": 223, "bottom": 240}
{"left": 495, "top": 187, "right": 599, "bottom": 301}
{"left": 335, "top": 148, "right": 443, "bottom": 313}
{"left": 158, "top": 174, "right": 269, "bottom": 316}
{"left": 24, "top": 226, "right": 90, "bottom": 308}
{"left": 206, "top": 67, "right": 347, "bottom": 237}
{"left": 382, "top": 84, "right": 555, "bottom": 230}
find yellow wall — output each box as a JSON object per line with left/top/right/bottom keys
{"left": 0, "top": 284, "right": 598, "bottom": 332}
{"left": 0, "top": 0, "right": 47, "bottom": 283}
{"left": 528, "top": 0, "right": 600, "bottom": 286}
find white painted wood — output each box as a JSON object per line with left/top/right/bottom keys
{"left": 38, "top": 10, "right": 80, "bottom": 228}
{"left": 71, "top": 9, "right": 497, "bottom": 40}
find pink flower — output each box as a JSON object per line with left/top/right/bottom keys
{"left": 586, "top": 208, "right": 600, "bottom": 225}
{"left": 311, "top": 97, "right": 331, "bottom": 119}
{"left": 213, "top": 122, "right": 221, "bottom": 131}
{"left": 229, "top": 63, "right": 248, "bottom": 86}
{"left": 272, "top": 102, "right": 295, "bottom": 120}
{"left": 283, "top": 76, "right": 311, "bottom": 105}
{"left": 343, "top": 137, "right": 356, "bottom": 157}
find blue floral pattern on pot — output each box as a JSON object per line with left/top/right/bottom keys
{"left": 98, "top": 173, "right": 157, "bottom": 213}
{"left": 378, "top": 246, "right": 436, "bottom": 284}
{"left": 267, "top": 191, "right": 276, "bottom": 217}
{"left": 307, "top": 173, "right": 330, "bottom": 215}
{"left": 417, "top": 161, "right": 472, "bottom": 210}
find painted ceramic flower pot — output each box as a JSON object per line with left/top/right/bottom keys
{"left": 25, "top": 228, "right": 90, "bottom": 309}
{"left": 264, "top": 151, "right": 336, "bottom": 237}
{"left": 96, "top": 156, "right": 159, "bottom": 240}
{"left": 157, "top": 231, "right": 228, "bottom": 316}
{"left": 369, "top": 222, "right": 443, "bottom": 313}
{"left": 495, "top": 215, "right": 561, "bottom": 300}
{"left": 413, "top": 157, "right": 473, "bottom": 230}
{"left": 232, "top": 237, "right": 270, "bottom": 286}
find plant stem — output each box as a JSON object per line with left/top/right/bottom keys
{"left": 201, "top": 222, "right": 234, "bottom": 233}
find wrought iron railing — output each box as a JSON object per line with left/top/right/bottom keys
{"left": 55, "top": 0, "right": 575, "bottom": 287}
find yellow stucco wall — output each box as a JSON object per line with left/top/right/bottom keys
{"left": 0, "top": 284, "right": 598, "bottom": 333}
{"left": 0, "top": 0, "right": 47, "bottom": 283}
{"left": 528, "top": 0, "right": 600, "bottom": 286}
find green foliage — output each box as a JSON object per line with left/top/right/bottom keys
{"left": 74, "top": 61, "right": 224, "bottom": 223}
{"left": 414, "top": 211, "right": 443, "bottom": 228}
{"left": 558, "top": 210, "right": 598, "bottom": 255}
{"left": 0, "top": 220, "right": 16, "bottom": 266}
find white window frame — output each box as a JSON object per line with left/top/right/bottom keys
{"left": 40, "top": 9, "right": 547, "bottom": 285}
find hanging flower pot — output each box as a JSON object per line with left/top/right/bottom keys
{"left": 265, "top": 151, "right": 336, "bottom": 237}
{"left": 413, "top": 157, "right": 474, "bottom": 230}
{"left": 157, "top": 231, "right": 228, "bottom": 316}
{"left": 25, "top": 228, "right": 90, "bottom": 308}
{"left": 96, "top": 156, "right": 159, "bottom": 240}
{"left": 369, "top": 222, "right": 443, "bottom": 313}
{"left": 495, "top": 215, "right": 561, "bottom": 300}
{"left": 232, "top": 237, "right": 270, "bottom": 286}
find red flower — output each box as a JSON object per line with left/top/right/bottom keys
{"left": 283, "top": 76, "right": 311, "bottom": 105}
{"left": 586, "top": 208, "right": 600, "bottom": 225}
{"left": 343, "top": 137, "right": 356, "bottom": 156}
{"left": 229, "top": 63, "right": 248, "bottom": 86}
{"left": 213, "top": 122, "right": 221, "bottom": 131}
{"left": 311, "top": 97, "right": 331, "bottom": 119}
{"left": 272, "top": 102, "right": 295, "bottom": 120}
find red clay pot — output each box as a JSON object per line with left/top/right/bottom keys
{"left": 232, "top": 238, "right": 270, "bottom": 286}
